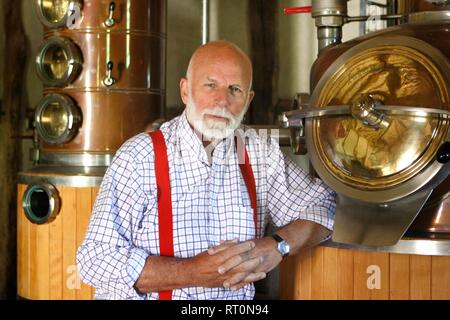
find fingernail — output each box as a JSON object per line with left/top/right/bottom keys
{"left": 224, "top": 282, "right": 230, "bottom": 288}
{"left": 208, "top": 248, "right": 214, "bottom": 255}
{"left": 218, "top": 267, "right": 225, "bottom": 274}
{"left": 260, "top": 256, "right": 264, "bottom": 262}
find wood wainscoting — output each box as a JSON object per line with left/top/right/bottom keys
{"left": 279, "top": 246, "right": 450, "bottom": 300}
{"left": 17, "top": 184, "right": 98, "bottom": 300}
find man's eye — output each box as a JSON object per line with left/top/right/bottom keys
{"left": 230, "top": 86, "right": 242, "bottom": 94}
{"left": 205, "top": 83, "right": 215, "bottom": 88}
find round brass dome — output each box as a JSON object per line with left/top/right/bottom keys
{"left": 307, "top": 36, "right": 449, "bottom": 203}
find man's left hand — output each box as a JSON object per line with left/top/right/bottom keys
{"left": 208, "top": 237, "right": 282, "bottom": 290}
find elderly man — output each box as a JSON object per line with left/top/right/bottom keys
{"left": 77, "top": 41, "right": 335, "bottom": 300}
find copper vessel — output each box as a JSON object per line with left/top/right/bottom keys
{"left": 34, "top": 0, "right": 166, "bottom": 160}
{"left": 41, "top": 90, "right": 162, "bottom": 153}
{"left": 309, "top": 22, "right": 449, "bottom": 238}
{"left": 17, "top": 0, "right": 167, "bottom": 300}
{"left": 281, "top": 1, "right": 449, "bottom": 244}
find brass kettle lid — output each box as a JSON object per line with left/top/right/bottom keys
{"left": 307, "top": 35, "right": 449, "bottom": 203}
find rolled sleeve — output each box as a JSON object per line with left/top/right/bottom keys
{"left": 265, "top": 138, "right": 336, "bottom": 230}
{"left": 76, "top": 145, "right": 152, "bottom": 299}
{"left": 121, "top": 248, "right": 149, "bottom": 288}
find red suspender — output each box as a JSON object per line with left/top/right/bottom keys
{"left": 148, "top": 130, "right": 258, "bottom": 300}
{"left": 238, "top": 148, "right": 258, "bottom": 238}
{"left": 148, "top": 130, "right": 174, "bottom": 300}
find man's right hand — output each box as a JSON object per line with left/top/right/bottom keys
{"left": 189, "top": 239, "right": 266, "bottom": 289}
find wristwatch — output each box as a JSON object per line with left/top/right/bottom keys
{"left": 271, "top": 234, "right": 290, "bottom": 258}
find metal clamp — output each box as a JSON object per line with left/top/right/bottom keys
{"left": 280, "top": 98, "right": 450, "bottom": 129}
{"left": 104, "top": 1, "right": 116, "bottom": 27}
{"left": 103, "top": 61, "right": 116, "bottom": 87}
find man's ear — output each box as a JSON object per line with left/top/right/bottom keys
{"left": 248, "top": 90, "right": 255, "bottom": 105}
{"left": 180, "top": 77, "right": 189, "bottom": 105}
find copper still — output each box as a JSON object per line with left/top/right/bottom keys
{"left": 281, "top": 0, "right": 449, "bottom": 245}
{"left": 17, "top": 0, "right": 166, "bottom": 299}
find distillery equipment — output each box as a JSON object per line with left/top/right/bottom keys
{"left": 277, "top": 0, "right": 450, "bottom": 301}
{"left": 281, "top": 0, "right": 449, "bottom": 246}
{"left": 17, "top": 0, "right": 166, "bottom": 300}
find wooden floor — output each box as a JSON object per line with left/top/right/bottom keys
{"left": 279, "top": 246, "right": 450, "bottom": 300}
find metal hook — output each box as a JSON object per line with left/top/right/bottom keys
{"left": 103, "top": 61, "right": 116, "bottom": 87}
{"left": 104, "top": 2, "right": 116, "bottom": 27}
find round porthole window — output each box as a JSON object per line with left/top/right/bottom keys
{"left": 35, "top": 93, "right": 82, "bottom": 144}
{"left": 22, "top": 184, "right": 61, "bottom": 224}
{"left": 35, "top": 0, "right": 83, "bottom": 29}
{"left": 36, "top": 36, "right": 83, "bottom": 87}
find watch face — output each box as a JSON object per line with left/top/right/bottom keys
{"left": 278, "top": 241, "right": 290, "bottom": 256}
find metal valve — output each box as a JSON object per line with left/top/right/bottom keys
{"left": 104, "top": 1, "right": 116, "bottom": 27}
{"left": 103, "top": 61, "right": 116, "bottom": 87}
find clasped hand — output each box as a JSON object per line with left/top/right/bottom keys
{"left": 191, "top": 237, "right": 282, "bottom": 291}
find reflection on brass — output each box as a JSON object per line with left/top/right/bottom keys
{"left": 41, "top": 102, "right": 69, "bottom": 138}
{"left": 43, "top": 46, "right": 69, "bottom": 80}
{"left": 314, "top": 46, "right": 449, "bottom": 190}
{"left": 350, "top": 93, "right": 390, "bottom": 129}
{"left": 41, "top": 0, "right": 69, "bottom": 23}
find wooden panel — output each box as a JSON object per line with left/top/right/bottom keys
{"left": 310, "top": 246, "right": 324, "bottom": 299}
{"left": 17, "top": 184, "right": 99, "bottom": 300}
{"left": 279, "top": 245, "right": 450, "bottom": 301}
{"left": 28, "top": 208, "right": 38, "bottom": 300}
{"left": 279, "top": 255, "right": 294, "bottom": 299}
{"left": 35, "top": 220, "right": 50, "bottom": 299}
{"left": 60, "top": 187, "right": 77, "bottom": 300}
{"left": 322, "top": 247, "right": 338, "bottom": 299}
{"left": 369, "top": 252, "right": 389, "bottom": 300}
{"left": 17, "top": 185, "right": 29, "bottom": 298}
{"left": 337, "top": 248, "right": 354, "bottom": 300}
{"left": 410, "top": 255, "right": 431, "bottom": 300}
{"left": 49, "top": 199, "right": 63, "bottom": 300}
{"left": 297, "top": 248, "right": 312, "bottom": 300}
{"left": 353, "top": 251, "right": 371, "bottom": 299}
{"left": 76, "top": 188, "right": 94, "bottom": 300}
{"left": 431, "top": 256, "right": 450, "bottom": 300}
{"left": 389, "top": 253, "right": 410, "bottom": 300}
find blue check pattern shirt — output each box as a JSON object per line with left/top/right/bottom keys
{"left": 76, "top": 111, "right": 336, "bottom": 300}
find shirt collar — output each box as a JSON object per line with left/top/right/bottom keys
{"left": 177, "top": 111, "right": 210, "bottom": 165}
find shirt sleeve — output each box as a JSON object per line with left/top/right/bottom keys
{"left": 265, "top": 137, "right": 336, "bottom": 230}
{"left": 76, "top": 148, "right": 150, "bottom": 299}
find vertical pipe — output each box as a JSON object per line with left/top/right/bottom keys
{"left": 202, "top": 0, "right": 209, "bottom": 44}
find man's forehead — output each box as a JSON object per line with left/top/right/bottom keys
{"left": 192, "top": 58, "right": 250, "bottom": 82}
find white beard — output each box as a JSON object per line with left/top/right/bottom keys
{"left": 185, "top": 96, "right": 247, "bottom": 141}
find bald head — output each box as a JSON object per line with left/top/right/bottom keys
{"left": 186, "top": 41, "right": 253, "bottom": 90}
{"left": 180, "top": 41, "right": 255, "bottom": 141}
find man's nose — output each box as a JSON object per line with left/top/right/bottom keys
{"left": 213, "top": 88, "right": 230, "bottom": 107}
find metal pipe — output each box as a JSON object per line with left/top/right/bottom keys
{"left": 202, "top": 0, "right": 209, "bottom": 44}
